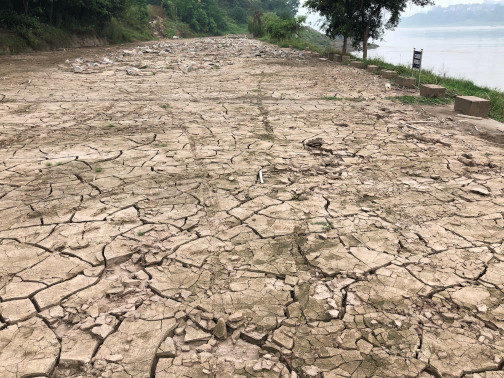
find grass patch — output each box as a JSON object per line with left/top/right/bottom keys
{"left": 46, "top": 162, "right": 52, "bottom": 167}
{"left": 137, "top": 231, "right": 145, "bottom": 237}
{"left": 387, "top": 95, "right": 453, "bottom": 106}
{"left": 312, "top": 221, "right": 334, "bottom": 231}
{"left": 321, "top": 96, "right": 365, "bottom": 102}
{"left": 95, "top": 167, "right": 102, "bottom": 173}
{"left": 354, "top": 57, "right": 504, "bottom": 122}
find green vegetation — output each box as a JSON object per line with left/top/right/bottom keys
{"left": 95, "top": 168, "right": 103, "bottom": 173}
{"left": 248, "top": 12, "right": 305, "bottom": 40}
{"left": 0, "top": 0, "right": 152, "bottom": 52}
{"left": 1, "top": 0, "right": 302, "bottom": 52}
{"left": 45, "top": 162, "right": 52, "bottom": 167}
{"left": 387, "top": 95, "right": 452, "bottom": 106}
{"left": 137, "top": 231, "right": 145, "bottom": 236}
{"left": 312, "top": 220, "right": 334, "bottom": 231}
{"left": 322, "top": 96, "right": 343, "bottom": 101}
{"left": 358, "top": 57, "right": 504, "bottom": 123}
{"left": 156, "top": 0, "right": 300, "bottom": 37}
{"left": 304, "top": 0, "right": 433, "bottom": 59}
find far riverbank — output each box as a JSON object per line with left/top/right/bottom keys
{"left": 360, "top": 26, "right": 504, "bottom": 91}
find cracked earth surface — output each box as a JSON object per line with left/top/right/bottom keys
{"left": 1, "top": 36, "right": 504, "bottom": 377}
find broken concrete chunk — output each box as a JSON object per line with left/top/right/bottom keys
{"left": 213, "top": 318, "right": 227, "bottom": 339}
{"left": 184, "top": 326, "right": 211, "bottom": 343}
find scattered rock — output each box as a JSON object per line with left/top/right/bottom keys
{"left": 213, "top": 318, "right": 227, "bottom": 339}
{"left": 184, "top": 326, "right": 211, "bottom": 343}
{"left": 126, "top": 67, "right": 140, "bottom": 76}
{"left": 91, "top": 324, "right": 114, "bottom": 339}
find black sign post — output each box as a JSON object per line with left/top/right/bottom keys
{"left": 411, "top": 48, "right": 423, "bottom": 86}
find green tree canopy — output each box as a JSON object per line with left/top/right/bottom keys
{"left": 306, "top": 0, "right": 434, "bottom": 59}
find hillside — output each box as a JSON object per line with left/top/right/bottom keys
{"left": 0, "top": 0, "right": 301, "bottom": 53}
{"left": 400, "top": 3, "right": 504, "bottom": 27}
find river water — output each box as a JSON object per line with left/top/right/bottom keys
{"left": 359, "top": 26, "right": 504, "bottom": 91}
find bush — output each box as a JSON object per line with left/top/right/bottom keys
{"left": 249, "top": 12, "right": 305, "bottom": 40}
{"left": 248, "top": 11, "right": 264, "bottom": 37}
{"left": 266, "top": 15, "right": 305, "bottom": 40}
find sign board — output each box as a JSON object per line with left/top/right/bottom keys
{"left": 411, "top": 48, "right": 423, "bottom": 85}
{"left": 413, "top": 50, "right": 422, "bottom": 69}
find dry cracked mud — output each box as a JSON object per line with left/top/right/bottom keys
{"left": 1, "top": 36, "right": 504, "bottom": 378}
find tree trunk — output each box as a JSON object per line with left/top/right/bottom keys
{"left": 362, "top": 24, "right": 370, "bottom": 60}
{"left": 22, "top": 0, "right": 29, "bottom": 15}
{"left": 342, "top": 35, "right": 348, "bottom": 54}
{"left": 49, "top": 0, "right": 54, "bottom": 24}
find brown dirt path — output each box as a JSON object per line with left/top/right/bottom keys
{"left": 0, "top": 37, "right": 503, "bottom": 377}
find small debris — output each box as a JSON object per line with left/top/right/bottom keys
{"left": 126, "top": 67, "right": 140, "bottom": 76}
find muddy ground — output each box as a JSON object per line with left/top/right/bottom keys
{"left": 0, "top": 36, "right": 504, "bottom": 378}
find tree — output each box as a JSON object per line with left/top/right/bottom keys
{"left": 306, "top": 0, "right": 433, "bottom": 59}
{"left": 22, "top": 0, "right": 29, "bottom": 15}
{"left": 305, "top": 0, "right": 356, "bottom": 54}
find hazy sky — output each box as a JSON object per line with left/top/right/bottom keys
{"left": 300, "top": 0, "right": 503, "bottom": 29}
{"left": 405, "top": 0, "right": 490, "bottom": 16}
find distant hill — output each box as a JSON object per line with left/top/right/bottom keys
{"left": 400, "top": 3, "right": 504, "bottom": 27}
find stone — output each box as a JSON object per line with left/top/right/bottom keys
{"left": 185, "top": 326, "right": 211, "bottom": 343}
{"left": 105, "top": 354, "right": 124, "bottom": 362}
{"left": 397, "top": 76, "right": 416, "bottom": 88}
{"left": 454, "top": 95, "right": 491, "bottom": 118}
{"left": 157, "top": 337, "right": 177, "bottom": 357}
{"left": 91, "top": 324, "right": 115, "bottom": 339}
{"left": 420, "top": 84, "right": 446, "bottom": 98}
{"left": 213, "top": 318, "right": 227, "bottom": 339}
{"left": 272, "top": 327, "right": 293, "bottom": 349}
{"left": 367, "top": 65, "right": 379, "bottom": 72}
{"left": 334, "top": 54, "right": 343, "bottom": 62}
{"left": 126, "top": 67, "right": 140, "bottom": 76}
{"left": 468, "top": 186, "right": 491, "bottom": 196}
{"left": 350, "top": 61, "right": 364, "bottom": 68}
{"left": 228, "top": 311, "right": 244, "bottom": 322}
{"left": 381, "top": 70, "right": 397, "bottom": 79}
{"left": 342, "top": 55, "right": 350, "bottom": 62}
{"left": 303, "top": 365, "right": 321, "bottom": 377}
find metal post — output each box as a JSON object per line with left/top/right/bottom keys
{"left": 418, "top": 49, "right": 423, "bottom": 86}
{"left": 411, "top": 47, "right": 415, "bottom": 77}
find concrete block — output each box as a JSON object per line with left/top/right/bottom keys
{"left": 397, "top": 76, "right": 416, "bottom": 88}
{"left": 381, "top": 70, "right": 397, "bottom": 79}
{"left": 342, "top": 56, "right": 350, "bottom": 62}
{"left": 328, "top": 52, "right": 335, "bottom": 61}
{"left": 334, "top": 55, "right": 343, "bottom": 62}
{"left": 367, "top": 65, "right": 378, "bottom": 73}
{"left": 420, "top": 84, "right": 446, "bottom": 98}
{"left": 350, "top": 61, "right": 363, "bottom": 68}
{"left": 454, "top": 96, "right": 490, "bottom": 118}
